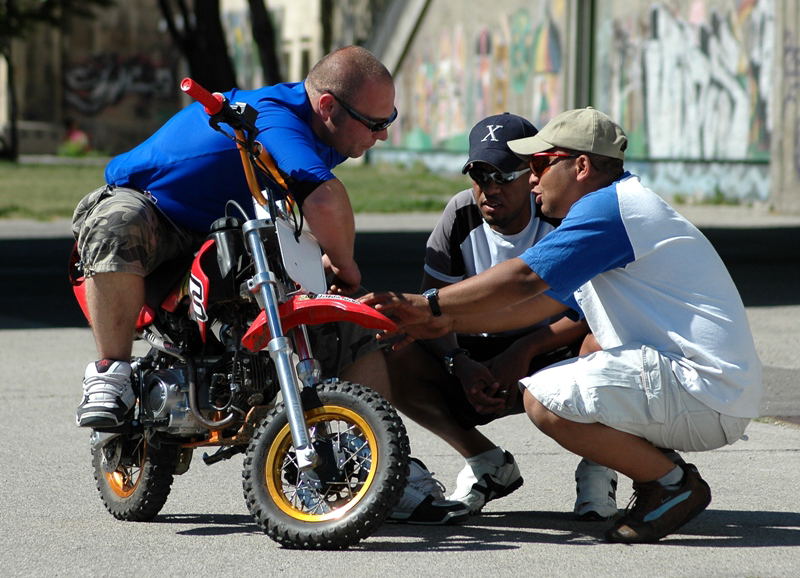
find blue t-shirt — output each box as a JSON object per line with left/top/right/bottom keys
{"left": 523, "top": 174, "right": 635, "bottom": 309}
{"left": 105, "top": 82, "right": 346, "bottom": 232}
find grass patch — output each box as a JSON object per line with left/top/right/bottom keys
{"left": 0, "top": 161, "right": 105, "bottom": 220}
{"left": 336, "top": 162, "right": 466, "bottom": 213}
{"left": 0, "top": 160, "right": 467, "bottom": 220}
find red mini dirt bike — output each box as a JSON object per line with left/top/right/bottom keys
{"left": 70, "top": 78, "right": 409, "bottom": 549}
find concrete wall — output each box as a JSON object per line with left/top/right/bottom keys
{"left": 593, "top": 0, "right": 774, "bottom": 202}
{"left": 376, "top": 0, "right": 795, "bottom": 210}
{"left": 771, "top": 0, "right": 800, "bottom": 214}
{"left": 383, "top": 0, "right": 573, "bottom": 154}
{"left": 7, "top": 0, "right": 180, "bottom": 155}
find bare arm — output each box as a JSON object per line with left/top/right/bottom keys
{"left": 361, "top": 263, "right": 566, "bottom": 340}
{"left": 437, "top": 257, "right": 549, "bottom": 315}
{"left": 301, "top": 178, "right": 360, "bottom": 293}
{"left": 448, "top": 292, "right": 569, "bottom": 334}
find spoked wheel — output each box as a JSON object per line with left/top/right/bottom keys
{"left": 242, "top": 380, "right": 409, "bottom": 549}
{"left": 92, "top": 434, "right": 179, "bottom": 521}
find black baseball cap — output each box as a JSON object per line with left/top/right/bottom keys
{"left": 461, "top": 113, "right": 538, "bottom": 174}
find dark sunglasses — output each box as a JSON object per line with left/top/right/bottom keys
{"left": 326, "top": 90, "right": 398, "bottom": 132}
{"left": 529, "top": 152, "right": 578, "bottom": 175}
{"left": 468, "top": 167, "right": 531, "bottom": 187}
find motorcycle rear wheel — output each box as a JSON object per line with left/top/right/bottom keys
{"left": 92, "top": 435, "right": 179, "bottom": 521}
{"left": 242, "top": 380, "right": 409, "bottom": 549}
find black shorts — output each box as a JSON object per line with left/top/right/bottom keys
{"left": 437, "top": 333, "right": 581, "bottom": 429}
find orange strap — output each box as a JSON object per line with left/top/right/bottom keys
{"left": 234, "top": 128, "right": 267, "bottom": 206}
{"left": 256, "top": 142, "right": 297, "bottom": 213}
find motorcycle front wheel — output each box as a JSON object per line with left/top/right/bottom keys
{"left": 242, "top": 380, "right": 409, "bottom": 549}
{"left": 92, "top": 434, "right": 179, "bottom": 521}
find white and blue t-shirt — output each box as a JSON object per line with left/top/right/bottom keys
{"left": 521, "top": 173, "right": 762, "bottom": 418}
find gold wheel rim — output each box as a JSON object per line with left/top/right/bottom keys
{"left": 104, "top": 439, "right": 145, "bottom": 498}
{"left": 265, "top": 405, "right": 379, "bottom": 522}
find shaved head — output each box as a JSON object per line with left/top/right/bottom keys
{"left": 307, "top": 45, "right": 393, "bottom": 101}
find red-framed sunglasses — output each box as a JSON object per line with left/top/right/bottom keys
{"left": 529, "top": 152, "right": 578, "bottom": 175}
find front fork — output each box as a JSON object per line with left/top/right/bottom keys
{"left": 243, "top": 219, "right": 319, "bottom": 470}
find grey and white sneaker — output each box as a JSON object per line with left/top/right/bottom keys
{"left": 573, "top": 458, "right": 619, "bottom": 520}
{"left": 388, "top": 458, "right": 470, "bottom": 525}
{"left": 448, "top": 449, "right": 523, "bottom": 513}
{"left": 76, "top": 359, "right": 135, "bottom": 428}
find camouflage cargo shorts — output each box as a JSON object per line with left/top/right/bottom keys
{"left": 72, "top": 185, "right": 381, "bottom": 377}
{"left": 72, "top": 185, "right": 203, "bottom": 278}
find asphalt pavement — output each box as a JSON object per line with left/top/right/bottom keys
{"left": 0, "top": 205, "right": 799, "bottom": 576}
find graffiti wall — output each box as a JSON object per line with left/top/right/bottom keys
{"left": 63, "top": 54, "right": 174, "bottom": 117}
{"left": 57, "top": 2, "right": 180, "bottom": 155}
{"left": 594, "top": 0, "right": 774, "bottom": 201}
{"left": 389, "top": 0, "right": 569, "bottom": 154}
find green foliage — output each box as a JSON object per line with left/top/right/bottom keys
{"left": 0, "top": 160, "right": 467, "bottom": 220}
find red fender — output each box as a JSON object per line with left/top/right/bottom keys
{"left": 241, "top": 294, "right": 397, "bottom": 353}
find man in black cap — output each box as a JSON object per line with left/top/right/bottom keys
{"left": 382, "top": 114, "right": 619, "bottom": 521}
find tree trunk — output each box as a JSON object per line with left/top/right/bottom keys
{"left": 247, "top": 0, "right": 282, "bottom": 86}
{"left": 158, "top": 0, "right": 238, "bottom": 92}
{"left": 0, "top": 43, "right": 19, "bottom": 161}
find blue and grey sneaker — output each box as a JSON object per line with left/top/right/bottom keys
{"left": 76, "top": 360, "right": 135, "bottom": 428}
{"left": 606, "top": 463, "right": 711, "bottom": 543}
{"left": 388, "top": 458, "right": 470, "bottom": 525}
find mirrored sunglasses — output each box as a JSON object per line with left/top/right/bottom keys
{"left": 468, "top": 167, "right": 531, "bottom": 187}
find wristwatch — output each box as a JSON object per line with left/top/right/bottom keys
{"left": 444, "top": 348, "right": 470, "bottom": 375}
{"left": 422, "top": 287, "right": 442, "bottom": 317}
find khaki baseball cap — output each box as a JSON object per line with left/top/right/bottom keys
{"left": 508, "top": 107, "right": 627, "bottom": 160}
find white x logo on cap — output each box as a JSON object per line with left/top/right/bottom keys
{"left": 482, "top": 124, "right": 503, "bottom": 142}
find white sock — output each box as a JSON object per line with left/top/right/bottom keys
{"left": 466, "top": 447, "right": 505, "bottom": 467}
{"left": 657, "top": 465, "right": 684, "bottom": 489}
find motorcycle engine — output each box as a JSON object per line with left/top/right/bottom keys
{"left": 141, "top": 353, "right": 276, "bottom": 436}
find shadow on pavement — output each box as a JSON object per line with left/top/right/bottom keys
{"left": 0, "top": 227, "right": 797, "bottom": 329}
{"left": 145, "top": 508, "right": 800, "bottom": 549}
{"left": 365, "top": 509, "right": 800, "bottom": 550}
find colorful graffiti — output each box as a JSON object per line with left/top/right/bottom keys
{"left": 396, "top": 4, "right": 564, "bottom": 151}
{"left": 784, "top": 27, "right": 800, "bottom": 177}
{"left": 64, "top": 54, "right": 174, "bottom": 116}
{"left": 598, "top": 0, "right": 773, "bottom": 162}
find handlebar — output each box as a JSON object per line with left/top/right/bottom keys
{"left": 180, "top": 77, "right": 225, "bottom": 115}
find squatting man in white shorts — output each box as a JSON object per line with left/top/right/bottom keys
{"left": 362, "top": 107, "right": 762, "bottom": 543}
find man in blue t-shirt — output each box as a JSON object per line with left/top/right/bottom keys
{"left": 73, "top": 46, "right": 397, "bottom": 428}
{"left": 362, "top": 107, "right": 762, "bottom": 543}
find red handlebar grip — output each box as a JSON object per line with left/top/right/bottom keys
{"left": 180, "top": 77, "right": 225, "bottom": 115}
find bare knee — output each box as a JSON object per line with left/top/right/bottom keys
{"left": 579, "top": 333, "right": 601, "bottom": 355}
{"left": 523, "top": 390, "right": 563, "bottom": 434}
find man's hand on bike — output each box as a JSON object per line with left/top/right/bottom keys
{"left": 322, "top": 254, "right": 361, "bottom": 295}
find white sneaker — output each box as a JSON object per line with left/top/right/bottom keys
{"left": 76, "top": 360, "right": 135, "bottom": 428}
{"left": 388, "top": 458, "right": 470, "bottom": 524}
{"left": 448, "top": 449, "right": 523, "bottom": 513}
{"left": 573, "top": 458, "right": 618, "bottom": 520}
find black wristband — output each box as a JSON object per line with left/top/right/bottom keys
{"left": 422, "top": 287, "right": 442, "bottom": 317}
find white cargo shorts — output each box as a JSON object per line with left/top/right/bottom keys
{"left": 520, "top": 344, "right": 750, "bottom": 452}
